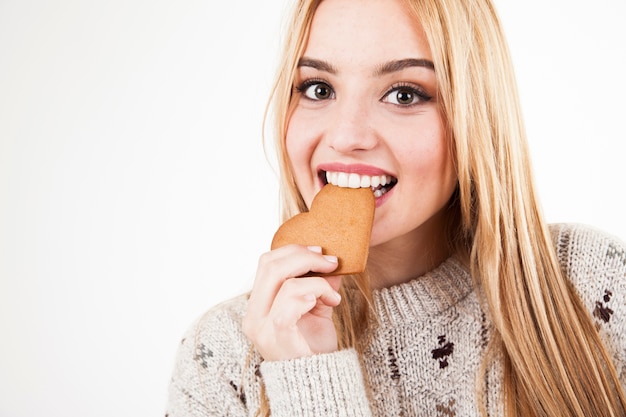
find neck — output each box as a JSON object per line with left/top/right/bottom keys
{"left": 367, "top": 212, "right": 452, "bottom": 289}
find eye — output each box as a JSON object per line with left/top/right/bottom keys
{"left": 295, "top": 80, "right": 335, "bottom": 101}
{"left": 382, "top": 84, "right": 431, "bottom": 106}
{"left": 389, "top": 89, "right": 416, "bottom": 105}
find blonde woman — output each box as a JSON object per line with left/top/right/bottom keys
{"left": 167, "top": 0, "right": 626, "bottom": 415}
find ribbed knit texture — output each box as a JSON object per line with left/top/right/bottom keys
{"left": 166, "top": 223, "right": 626, "bottom": 416}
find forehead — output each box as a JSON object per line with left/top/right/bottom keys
{"left": 304, "top": 0, "right": 433, "bottom": 65}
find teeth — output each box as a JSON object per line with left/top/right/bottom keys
{"left": 348, "top": 173, "right": 360, "bottom": 188}
{"left": 325, "top": 170, "right": 396, "bottom": 193}
{"left": 337, "top": 172, "right": 349, "bottom": 187}
{"left": 327, "top": 171, "right": 337, "bottom": 185}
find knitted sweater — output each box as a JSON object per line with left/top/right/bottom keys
{"left": 166, "top": 223, "right": 626, "bottom": 416}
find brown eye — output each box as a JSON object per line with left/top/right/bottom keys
{"left": 394, "top": 89, "right": 414, "bottom": 105}
{"left": 382, "top": 83, "right": 431, "bottom": 106}
{"left": 298, "top": 81, "right": 334, "bottom": 101}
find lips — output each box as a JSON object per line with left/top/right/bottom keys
{"left": 321, "top": 170, "right": 398, "bottom": 198}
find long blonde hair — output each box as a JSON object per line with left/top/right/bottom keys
{"left": 258, "top": 0, "right": 626, "bottom": 415}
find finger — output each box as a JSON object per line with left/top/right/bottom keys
{"left": 269, "top": 277, "right": 342, "bottom": 326}
{"left": 247, "top": 245, "right": 338, "bottom": 317}
{"left": 324, "top": 275, "right": 343, "bottom": 293}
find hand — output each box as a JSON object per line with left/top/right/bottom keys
{"left": 242, "top": 245, "right": 342, "bottom": 361}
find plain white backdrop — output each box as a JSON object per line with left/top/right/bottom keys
{"left": 0, "top": 1, "right": 624, "bottom": 416}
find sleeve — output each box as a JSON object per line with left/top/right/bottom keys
{"left": 166, "top": 296, "right": 373, "bottom": 417}
{"left": 260, "top": 348, "right": 373, "bottom": 417}
{"left": 166, "top": 306, "right": 250, "bottom": 417}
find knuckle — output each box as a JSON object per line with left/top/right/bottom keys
{"left": 256, "top": 251, "right": 273, "bottom": 271}
{"left": 271, "top": 313, "right": 292, "bottom": 330}
{"left": 280, "top": 278, "right": 298, "bottom": 292}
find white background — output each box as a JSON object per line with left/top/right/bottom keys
{"left": 1, "top": 1, "right": 624, "bottom": 416}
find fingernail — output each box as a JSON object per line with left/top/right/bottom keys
{"left": 304, "top": 294, "right": 316, "bottom": 302}
{"left": 324, "top": 255, "right": 338, "bottom": 263}
{"left": 307, "top": 245, "right": 322, "bottom": 253}
{"left": 333, "top": 291, "right": 342, "bottom": 302}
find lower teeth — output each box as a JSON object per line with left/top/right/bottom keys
{"left": 373, "top": 187, "right": 387, "bottom": 198}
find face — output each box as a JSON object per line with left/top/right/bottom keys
{"left": 285, "top": 0, "right": 458, "bottom": 277}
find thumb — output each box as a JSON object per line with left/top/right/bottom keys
{"left": 325, "top": 275, "right": 343, "bottom": 293}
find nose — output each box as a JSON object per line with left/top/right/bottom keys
{"left": 324, "top": 98, "right": 378, "bottom": 153}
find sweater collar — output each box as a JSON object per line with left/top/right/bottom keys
{"left": 371, "top": 256, "right": 474, "bottom": 327}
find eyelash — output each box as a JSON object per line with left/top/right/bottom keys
{"left": 294, "top": 79, "right": 432, "bottom": 107}
{"left": 382, "top": 83, "right": 432, "bottom": 107}
{"left": 294, "top": 78, "right": 334, "bottom": 101}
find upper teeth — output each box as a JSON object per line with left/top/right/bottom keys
{"left": 325, "top": 171, "right": 394, "bottom": 189}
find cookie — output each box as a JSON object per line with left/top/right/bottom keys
{"left": 271, "top": 184, "right": 375, "bottom": 275}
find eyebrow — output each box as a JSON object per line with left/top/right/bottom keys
{"left": 297, "top": 57, "right": 338, "bottom": 74}
{"left": 375, "top": 58, "right": 435, "bottom": 75}
{"left": 297, "top": 57, "right": 435, "bottom": 75}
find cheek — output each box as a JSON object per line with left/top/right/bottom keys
{"left": 285, "top": 109, "right": 306, "bottom": 158}
{"left": 286, "top": 108, "right": 325, "bottom": 163}
{"left": 400, "top": 123, "right": 456, "bottom": 194}
{"left": 401, "top": 119, "right": 450, "bottom": 168}
{"left": 285, "top": 117, "right": 308, "bottom": 176}
{"left": 284, "top": 111, "right": 321, "bottom": 201}
{"left": 428, "top": 132, "right": 454, "bottom": 178}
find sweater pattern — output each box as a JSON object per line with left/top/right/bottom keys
{"left": 166, "top": 223, "right": 626, "bottom": 416}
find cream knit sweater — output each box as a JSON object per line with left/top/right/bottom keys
{"left": 166, "top": 223, "right": 626, "bottom": 416}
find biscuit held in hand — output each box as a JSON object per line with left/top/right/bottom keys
{"left": 271, "top": 184, "right": 375, "bottom": 275}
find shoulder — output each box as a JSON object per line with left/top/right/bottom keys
{"left": 176, "top": 293, "right": 251, "bottom": 366}
{"left": 549, "top": 223, "right": 626, "bottom": 379}
{"left": 549, "top": 223, "right": 626, "bottom": 293}
{"left": 168, "top": 293, "right": 257, "bottom": 415}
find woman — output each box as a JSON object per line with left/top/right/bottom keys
{"left": 167, "top": 0, "right": 626, "bottom": 415}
